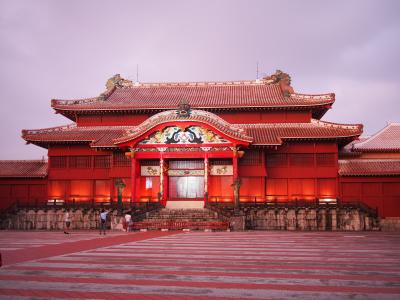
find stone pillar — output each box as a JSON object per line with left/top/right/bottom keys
{"left": 331, "top": 209, "right": 338, "bottom": 231}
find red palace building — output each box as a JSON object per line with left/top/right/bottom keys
{"left": 0, "top": 71, "right": 399, "bottom": 220}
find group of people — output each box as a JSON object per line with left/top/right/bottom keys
{"left": 63, "top": 209, "right": 133, "bottom": 235}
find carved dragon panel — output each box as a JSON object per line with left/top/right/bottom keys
{"left": 139, "top": 126, "right": 230, "bottom": 145}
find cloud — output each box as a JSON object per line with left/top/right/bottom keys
{"left": 0, "top": 0, "right": 399, "bottom": 158}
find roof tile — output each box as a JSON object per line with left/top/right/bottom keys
{"left": 23, "top": 117, "right": 362, "bottom": 148}
{"left": 353, "top": 123, "right": 400, "bottom": 152}
{"left": 0, "top": 160, "right": 47, "bottom": 178}
{"left": 51, "top": 83, "right": 334, "bottom": 112}
{"left": 339, "top": 159, "right": 400, "bottom": 176}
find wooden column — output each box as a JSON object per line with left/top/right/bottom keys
{"left": 232, "top": 148, "right": 240, "bottom": 207}
{"left": 159, "top": 153, "right": 164, "bottom": 205}
{"left": 131, "top": 156, "right": 137, "bottom": 204}
{"left": 204, "top": 153, "right": 209, "bottom": 205}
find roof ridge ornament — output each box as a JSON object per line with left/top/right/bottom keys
{"left": 106, "top": 74, "right": 133, "bottom": 89}
{"left": 98, "top": 74, "right": 134, "bottom": 101}
{"left": 263, "top": 70, "right": 294, "bottom": 97}
{"left": 176, "top": 99, "right": 191, "bottom": 117}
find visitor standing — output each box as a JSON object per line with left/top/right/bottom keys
{"left": 64, "top": 210, "right": 71, "bottom": 234}
{"left": 99, "top": 209, "right": 109, "bottom": 235}
{"left": 124, "top": 212, "right": 132, "bottom": 232}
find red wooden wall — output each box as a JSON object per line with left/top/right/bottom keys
{"left": 339, "top": 177, "right": 400, "bottom": 218}
{"left": 0, "top": 179, "right": 47, "bottom": 210}
{"left": 237, "top": 143, "right": 339, "bottom": 202}
{"left": 76, "top": 111, "right": 311, "bottom": 127}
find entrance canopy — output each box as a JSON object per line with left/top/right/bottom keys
{"left": 114, "top": 107, "right": 252, "bottom": 158}
{"left": 114, "top": 106, "right": 248, "bottom": 206}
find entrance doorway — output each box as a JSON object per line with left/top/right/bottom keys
{"left": 169, "top": 176, "right": 204, "bottom": 200}
{"left": 166, "top": 159, "right": 205, "bottom": 209}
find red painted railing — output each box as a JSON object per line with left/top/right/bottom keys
{"left": 133, "top": 220, "right": 229, "bottom": 231}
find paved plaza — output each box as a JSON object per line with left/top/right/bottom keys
{"left": 0, "top": 230, "right": 400, "bottom": 299}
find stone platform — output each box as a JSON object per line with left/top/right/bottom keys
{"left": 0, "top": 231, "right": 400, "bottom": 299}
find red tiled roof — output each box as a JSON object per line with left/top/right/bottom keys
{"left": 51, "top": 81, "right": 335, "bottom": 116}
{"left": 239, "top": 120, "right": 362, "bottom": 145}
{"left": 23, "top": 118, "right": 362, "bottom": 149}
{"left": 339, "top": 159, "right": 400, "bottom": 176}
{"left": 0, "top": 160, "right": 47, "bottom": 178}
{"left": 22, "top": 124, "right": 134, "bottom": 148}
{"left": 353, "top": 123, "right": 400, "bottom": 152}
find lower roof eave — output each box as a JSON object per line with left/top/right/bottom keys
{"left": 340, "top": 173, "right": 400, "bottom": 177}
{"left": 54, "top": 104, "right": 331, "bottom": 117}
{"left": 0, "top": 175, "right": 47, "bottom": 179}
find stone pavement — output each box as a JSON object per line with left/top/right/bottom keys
{"left": 0, "top": 230, "right": 400, "bottom": 299}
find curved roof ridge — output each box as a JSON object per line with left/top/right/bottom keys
{"left": 133, "top": 79, "right": 271, "bottom": 87}
{"left": 290, "top": 92, "right": 335, "bottom": 100}
{"left": 22, "top": 123, "right": 77, "bottom": 136}
{"left": 52, "top": 96, "right": 99, "bottom": 106}
{"left": 311, "top": 119, "right": 363, "bottom": 130}
{"left": 236, "top": 120, "right": 362, "bottom": 130}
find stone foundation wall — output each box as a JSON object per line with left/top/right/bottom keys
{"left": 242, "top": 208, "right": 379, "bottom": 231}
{"left": 1, "top": 207, "right": 382, "bottom": 231}
{"left": 0, "top": 208, "right": 125, "bottom": 231}
{"left": 380, "top": 218, "right": 400, "bottom": 231}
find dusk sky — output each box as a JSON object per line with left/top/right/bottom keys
{"left": 0, "top": 0, "right": 399, "bottom": 159}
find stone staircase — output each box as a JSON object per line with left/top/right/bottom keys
{"left": 133, "top": 208, "right": 229, "bottom": 231}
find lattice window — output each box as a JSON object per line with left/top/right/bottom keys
{"left": 113, "top": 152, "right": 131, "bottom": 167}
{"left": 140, "top": 160, "right": 159, "bottom": 166}
{"left": 266, "top": 154, "right": 287, "bottom": 167}
{"left": 239, "top": 149, "right": 262, "bottom": 166}
{"left": 210, "top": 159, "right": 232, "bottom": 166}
{"left": 50, "top": 156, "right": 67, "bottom": 168}
{"left": 289, "top": 154, "right": 314, "bottom": 166}
{"left": 316, "top": 153, "right": 336, "bottom": 166}
{"left": 94, "top": 156, "right": 111, "bottom": 168}
{"left": 169, "top": 160, "right": 204, "bottom": 170}
{"left": 69, "top": 156, "right": 92, "bottom": 168}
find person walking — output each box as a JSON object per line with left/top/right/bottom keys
{"left": 99, "top": 209, "right": 109, "bottom": 235}
{"left": 124, "top": 212, "right": 132, "bottom": 232}
{"left": 64, "top": 210, "right": 71, "bottom": 234}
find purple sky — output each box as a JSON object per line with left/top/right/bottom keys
{"left": 0, "top": 0, "right": 399, "bottom": 159}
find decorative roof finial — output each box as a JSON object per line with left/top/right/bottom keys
{"left": 105, "top": 74, "right": 133, "bottom": 90}
{"left": 263, "top": 70, "right": 294, "bottom": 97}
{"left": 176, "top": 99, "right": 191, "bottom": 117}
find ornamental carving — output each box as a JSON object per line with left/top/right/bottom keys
{"left": 141, "top": 166, "right": 160, "bottom": 176}
{"left": 210, "top": 165, "right": 233, "bottom": 176}
{"left": 139, "top": 126, "right": 229, "bottom": 145}
{"left": 168, "top": 169, "right": 204, "bottom": 176}
{"left": 176, "top": 99, "right": 191, "bottom": 117}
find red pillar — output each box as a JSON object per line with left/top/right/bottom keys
{"left": 163, "top": 164, "right": 168, "bottom": 206}
{"left": 232, "top": 153, "right": 239, "bottom": 204}
{"left": 233, "top": 155, "right": 238, "bottom": 179}
{"left": 159, "top": 152, "right": 165, "bottom": 206}
{"left": 131, "top": 157, "right": 137, "bottom": 204}
{"left": 204, "top": 152, "right": 209, "bottom": 206}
